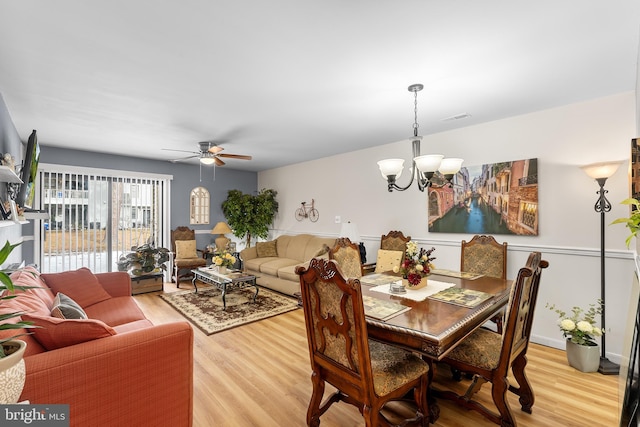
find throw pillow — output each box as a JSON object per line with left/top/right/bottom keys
{"left": 51, "top": 292, "right": 88, "bottom": 320}
{"left": 22, "top": 313, "right": 117, "bottom": 351}
{"left": 256, "top": 240, "right": 278, "bottom": 258}
{"left": 374, "top": 249, "right": 404, "bottom": 273}
{"left": 41, "top": 267, "right": 112, "bottom": 308}
{"left": 175, "top": 240, "right": 199, "bottom": 259}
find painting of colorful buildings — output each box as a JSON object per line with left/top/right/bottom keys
{"left": 428, "top": 158, "right": 538, "bottom": 235}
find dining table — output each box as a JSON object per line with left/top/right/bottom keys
{"left": 361, "top": 271, "right": 512, "bottom": 361}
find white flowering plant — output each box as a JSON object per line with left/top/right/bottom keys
{"left": 392, "top": 241, "right": 436, "bottom": 287}
{"left": 546, "top": 300, "right": 604, "bottom": 346}
{"left": 212, "top": 251, "right": 236, "bottom": 269}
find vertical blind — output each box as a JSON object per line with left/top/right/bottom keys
{"left": 37, "top": 164, "right": 172, "bottom": 273}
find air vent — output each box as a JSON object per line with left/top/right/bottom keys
{"left": 441, "top": 113, "right": 472, "bottom": 122}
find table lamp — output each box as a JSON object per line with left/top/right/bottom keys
{"left": 211, "top": 222, "right": 232, "bottom": 252}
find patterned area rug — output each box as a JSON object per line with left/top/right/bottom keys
{"left": 160, "top": 286, "right": 299, "bottom": 335}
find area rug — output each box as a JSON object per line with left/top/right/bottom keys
{"left": 160, "top": 286, "right": 299, "bottom": 335}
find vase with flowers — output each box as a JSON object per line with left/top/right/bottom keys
{"left": 212, "top": 251, "right": 237, "bottom": 274}
{"left": 392, "top": 241, "right": 436, "bottom": 290}
{"left": 546, "top": 300, "right": 604, "bottom": 372}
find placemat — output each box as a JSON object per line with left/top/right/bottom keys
{"left": 370, "top": 279, "right": 456, "bottom": 301}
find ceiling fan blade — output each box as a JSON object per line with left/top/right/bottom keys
{"left": 169, "top": 155, "right": 199, "bottom": 163}
{"left": 208, "top": 145, "right": 224, "bottom": 154}
{"left": 217, "top": 153, "right": 252, "bottom": 160}
{"left": 162, "top": 148, "right": 200, "bottom": 154}
{"left": 214, "top": 157, "right": 225, "bottom": 166}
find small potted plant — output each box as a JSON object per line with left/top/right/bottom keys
{"left": 546, "top": 300, "right": 604, "bottom": 372}
{"left": 392, "top": 241, "right": 435, "bottom": 289}
{"left": 211, "top": 251, "right": 237, "bottom": 274}
{"left": 0, "top": 241, "right": 39, "bottom": 403}
{"left": 117, "top": 243, "right": 170, "bottom": 276}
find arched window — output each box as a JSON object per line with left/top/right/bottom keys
{"left": 190, "top": 187, "right": 210, "bottom": 225}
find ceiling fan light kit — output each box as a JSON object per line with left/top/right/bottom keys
{"left": 378, "top": 84, "right": 464, "bottom": 192}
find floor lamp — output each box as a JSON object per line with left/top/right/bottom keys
{"left": 581, "top": 160, "right": 624, "bottom": 375}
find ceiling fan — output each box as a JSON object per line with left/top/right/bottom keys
{"left": 163, "top": 141, "right": 252, "bottom": 166}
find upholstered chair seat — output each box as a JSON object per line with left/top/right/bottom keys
{"left": 369, "top": 340, "right": 430, "bottom": 396}
{"left": 443, "top": 327, "right": 501, "bottom": 370}
{"left": 171, "top": 227, "right": 206, "bottom": 285}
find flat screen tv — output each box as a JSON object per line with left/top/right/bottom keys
{"left": 16, "top": 129, "right": 39, "bottom": 209}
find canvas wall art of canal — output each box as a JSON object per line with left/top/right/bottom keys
{"left": 428, "top": 158, "right": 538, "bottom": 235}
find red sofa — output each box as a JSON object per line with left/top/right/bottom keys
{"left": 0, "top": 267, "right": 193, "bottom": 427}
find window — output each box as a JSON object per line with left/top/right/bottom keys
{"left": 37, "top": 164, "right": 171, "bottom": 273}
{"left": 190, "top": 187, "right": 210, "bottom": 225}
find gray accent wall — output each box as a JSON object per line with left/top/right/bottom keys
{"left": 37, "top": 146, "right": 257, "bottom": 255}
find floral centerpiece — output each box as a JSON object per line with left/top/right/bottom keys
{"left": 393, "top": 241, "right": 436, "bottom": 287}
{"left": 546, "top": 300, "right": 604, "bottom": 346}
{"left": 212, "top": 251, "right": 236, "bottom": 270}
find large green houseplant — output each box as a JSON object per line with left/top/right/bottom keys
{"left": 221, "top": 188, "right": 278, "bottom": 247}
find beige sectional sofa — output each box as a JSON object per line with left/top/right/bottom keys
{"left": 240, "top": 234, "right": 336, "bottom": 296}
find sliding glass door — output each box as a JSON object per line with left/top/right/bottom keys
{"left": 36, "top": 165, "right": 171, "bottom": 273}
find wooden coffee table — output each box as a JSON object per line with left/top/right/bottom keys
{"left": 191, "top": 268, "right": 259, "bottom": 310}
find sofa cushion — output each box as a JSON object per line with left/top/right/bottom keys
{"left": 256, "top": 240, "right": 278, "bottom": 257}
{"left": 259, "top": 258, "right": 300, "bottom": 276}
{"left": 51, "top": 292, "right": 88, "bottom": 320}
{"left": 243, "top": 256, "right": 279, "bottom": 273}
{"left": 83, "top": 296, "right": 149, "bottom": 327}
{"left": 23, "top": 313, "right": 117, "bottom": 351}
{"left": 9, "top": 266, "right": 55, "bottom": 311}
{"left": 175, "top": 240, "right": 199, "bottom": 259}
{"left": 281, "top": 234, "right": 313, "bottom": 261}
{"left": 41, "top": 267, "right": 112, "bottom": 308}
{"left": 277, "top": 262, "right": 307, "bottom": 282}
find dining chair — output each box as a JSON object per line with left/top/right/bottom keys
{"left": 328, "top": 237, "right": 363, "bottom": 279}
{"left": 461, "top": 234, "right": 508, "bottom": 332}
{"left": 171, "top": 226, "right": 206, "bottom": 286}
{"left": 437, "top": 252, "right": 549, "bottom": 427}
{"left": 296, "top": 258, "right": 430, "bottom": 427}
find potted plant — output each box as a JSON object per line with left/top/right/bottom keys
{"left": 546, "top": 300, "right": 604, "bottom": 372}
{"left": 0, "top": 241, "right": 38, "bottom": 403}
{"left": 211, "top": 251, "right": 237, "bottom": 274}
{"left": 392, "top": 241, "right": 435, "bottom": 290}
{"left": 611, "top": 197, "right": 640, "bottom": 248}
{"left": 221, "top": 188, "right": 278, "bottom": 248}
{"left": 117, "top": 243, "right": 170, "bottom": 276}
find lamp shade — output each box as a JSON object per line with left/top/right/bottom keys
{"left": 377, "top": 159, "right": 404, "bottom": 178}
{"left": 340, "top": 221, "right": 361, "bottom": 242}
{"left": 439, "top": 158, "right": 464, "bottom": 175}
{"left": 414, "top": 154, "right": 444, "bottom": 172}
{"left": 580, "top": 161, "right": 624, "bottom": 180}
{"left": 211, "top": 222, "right": 232, "bottom": 235}
{"left": 200, "top": 156, "right": 216, "bottom": 165}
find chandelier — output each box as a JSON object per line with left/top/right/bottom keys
{"left": 377, "top": 84, "right": 463, "bottom": 192}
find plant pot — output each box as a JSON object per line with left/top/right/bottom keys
{"left": 403, "top": 277, "right": 427, "bottom": 290}
{"left": 0, "top": 340, "right": 27, "bottom": 403}
{"left": 566, "top": 339, "right": 600, "bottom": 372}
{"left": 218, "top": 266, "right": 227, "bottom": 274}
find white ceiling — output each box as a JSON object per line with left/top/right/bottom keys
{"left": 0, "top": 1, "right": 639, "bottom": 172}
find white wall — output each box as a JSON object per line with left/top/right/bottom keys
{"left": 259, "top": 91, "right": 638, "bottom": 362}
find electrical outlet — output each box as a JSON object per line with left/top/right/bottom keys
{"left": 335, "top": 216, "right": 341, "bottom": 224}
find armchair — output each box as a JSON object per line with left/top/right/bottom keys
{"left": 171, "top": 226, "right": 206, "bottom": 285}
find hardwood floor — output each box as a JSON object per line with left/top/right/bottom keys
{"left": 134, "top": 281, "right": 620, "bottom": 426}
